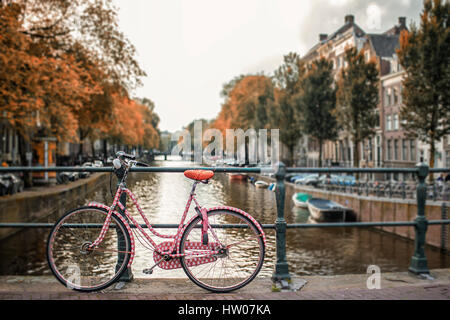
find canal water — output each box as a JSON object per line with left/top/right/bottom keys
{"left": 0, "top": 159, "right": 448, "bottom": 278}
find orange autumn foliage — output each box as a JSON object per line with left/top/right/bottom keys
{"left": 212, "top": 75, "right": 275, "bottom": 136}
{"left": 1, "top": 3, "right": 101, "bottom": 141}
{"left": 0, "top": 2, "right": 160, "bottom": 150}
{"left": 109, "top": 95, "right": 160, "bottom": 149}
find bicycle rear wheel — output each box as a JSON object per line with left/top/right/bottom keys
{"left": 47, "top": 206, "right": 131, "bottom": 292}
{"left": 179, "top": 209, "right": 265, "bottom": 292}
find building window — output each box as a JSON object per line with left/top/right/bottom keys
{"left": 394, "top": 139, "right": 399, "bottom": 160}
{"left": 386, "top": 115, "right": 392, "bottom": 131}
{"left": 385, "top": 88, "right": 392, "bottom": 106}
{"left": 387, "top": 140, "right": 392, "bottom": 160}
{"left": 410, "top": 140, "right": 416, "bottom": 161}
{"left": 393, "top": 88, "right": 399, "bottom": 105}
{"left": 402, "top": 139, "right": 407, "bottom": 161}
{"left": 376, "top": 136, "right": 381, "bottom": 166}
{"left": 393, "top": 114, "right": 399, "bottom": 130}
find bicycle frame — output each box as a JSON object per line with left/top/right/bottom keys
{"left": 88, "top": 180, "right": 223, "bottom": 268}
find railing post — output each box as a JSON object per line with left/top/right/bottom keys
{"left": 116, "top": 182, "right": 134, "bottom": 282}
{"left": 409, "top": 162, "right": 430, "bottom": 274}
{"left": 272, "top": 162, "right": 291, "bottom": 284}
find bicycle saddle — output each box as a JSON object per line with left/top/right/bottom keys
{"left": 184, "top": 170, "right": 214, "bottom": 181}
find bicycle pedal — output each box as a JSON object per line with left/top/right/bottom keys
{"left": 143, "top": 268, "right": 153, "bottom": 275}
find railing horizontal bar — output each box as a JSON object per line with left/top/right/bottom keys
{"left": 1, "top": 220, "right": 449, "bottom": 229}
{"left": 0, "top": 223, "right": 254, "bottom": 229}
{"left": 428, "top": 220, "right": 450, "bottom": 225}
{"left": 0, "top": 167, "right": 113, "bottom": 173}
{"left": 1, "top": 166, "right": 448, "bottom": 174}
{"left": 286, "top": 167, "right": 419, "bottom": 174}
{"left": 285, "top": 221, "right": 417, "bottom": 228}
{"left": 429, "top": 168, "right": 450, "bottom": 173}
{"left": 0, "top": 166, "right": 263, "bottom": 173}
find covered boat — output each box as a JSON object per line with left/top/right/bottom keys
{"left": 307, "top": 198, "right": 354, "bottom": 222}
{"left": 292, "top": 193, "right": 312, "bottom": 208}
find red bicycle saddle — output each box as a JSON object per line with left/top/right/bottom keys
{"left": 184, "top": 170, "right": 214, "bottom": 181}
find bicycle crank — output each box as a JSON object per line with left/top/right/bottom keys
{"left": 143, "top": 257, "right": 164, "bottom": 275}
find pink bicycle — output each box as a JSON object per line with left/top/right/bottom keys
{"left": 47, "top": 152, "right": 266, "bottom": 293}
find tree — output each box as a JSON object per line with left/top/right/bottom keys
{"left": 213, "top": 75, "right": 275, "bottom": 133}
{"left": 300, "top": 58, "right": 338, "bottom": 167}
{"left": 212, "top": 75, "right": 275, "bottom": 163}
{"left": 12, "top": 0, "right": 146, "bottom": 90}
{"left": 107, "top": 95, "right": 160, "bottom": 150}
{"left": 397, "top": 0, "right": 450, "bottom": 172}
{"left": 0, "top": 0, "right": 149, "bottom": 167}
{"left": 271, "top": 53, "right": 306, "bottom": 166}
{"left": 336, "top": 47, "right": 379, "bottom": 169}
{"left": 135, "top": 100, "right": 160, "bottom": 150}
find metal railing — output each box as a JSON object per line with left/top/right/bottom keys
{"left": 0, "top": 162, "right": 449, "bottom": 287}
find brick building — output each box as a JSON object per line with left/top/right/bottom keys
{"left": 297, "top": 15, "right": 447, "bottom": 180}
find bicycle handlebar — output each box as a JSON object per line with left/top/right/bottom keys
{"left": 135, "top": 161, "right": 150, "bottom": 167}
{"left": 113, "top": 151, "right": 150, "bottom": 172}
{"left": 116, "top": 151, "right": 136, "bottom": 160}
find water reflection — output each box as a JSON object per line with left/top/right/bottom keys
{"left": 0, "top": 159, "right": 448, "bottom": 277}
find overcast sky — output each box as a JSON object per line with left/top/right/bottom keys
{"left": 113, "top": 0, "right": 423, "bottom": 132}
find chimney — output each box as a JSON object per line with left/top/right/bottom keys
{"left": 345, "top": 14, "right": 355, "bottom": 24}
{"left": 319, "top": 34, "right": 328, "bottom": 41}
{"left": 398, "top": 17, "right": 406, "bottom": 28}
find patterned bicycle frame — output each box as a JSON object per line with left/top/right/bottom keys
{"left": 87, "top": 179, "right": 266, "bottom": 269}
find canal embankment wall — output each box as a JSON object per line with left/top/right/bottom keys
{"left": 1, "top": 169, "right": 448, "bottom": 249}
{"left": 0, "top": 173, "right": 109, "bottom": 240}
{"left": 251, "top": 174, "right": 449, "bottom": 250}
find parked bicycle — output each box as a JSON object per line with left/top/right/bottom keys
{"left": 47, "top": 151, "right": 266, "bottom": 293}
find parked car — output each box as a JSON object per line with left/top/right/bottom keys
{"left": 338, "top": 175, "right": 356, "bottom": 186}
{"left": 295, "top": 174, "right": 319, "bottom": 186}
{"left": 70, "top": 168, "right": 80, "bottom": 181}
{"left": 93, "top": 160, "right": 104, "bottom": 167}
{"left": 289, "top": 174, "right": 308, "bottom": 183}
{"left": 79, "top": 162, "right": 93, "bottom": 178}
{"left": 317, "top": 174, "right": 341, "bottom": 186}
{"left": 0, "top": 173, "right": 24, "bottom": 195}
{"left": 56, "top": 172, "right": 71, "bottom": 184}
{"left": 106, "top": 156, "right": 114, "bottom": 166}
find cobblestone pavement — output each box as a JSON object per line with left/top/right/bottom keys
{"left": 0, "top": 283, "right": 449, "bottom": 300}
{"left": 1, "top": 269, "right": 449, "bottom": 300}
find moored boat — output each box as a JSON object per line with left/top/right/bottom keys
{"left": 307, "top": 198, "right": 354, "bottom": 222}
{"left": 227, "top": 173, "right": 248, "bottom": 181}
{"left": 292, "top": 193, "right": 311, "bottom": 208}
{"left": 254, "top": 180, "right": 269, "bottom": 188}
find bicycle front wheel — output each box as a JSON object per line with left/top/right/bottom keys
{"left": 47, "top": 206, "right": 131, "bottom": 292}
{"left": 179, "top": 209, "right": 265, "bottom": 292}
